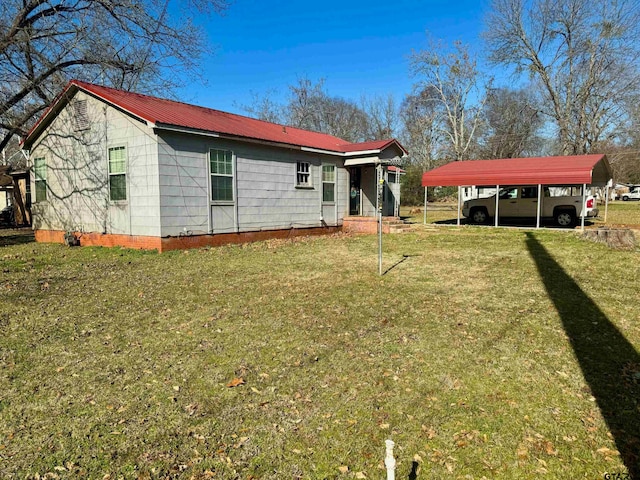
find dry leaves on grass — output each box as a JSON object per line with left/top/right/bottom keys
{"left": 226, "top": 377, "right": 245, "bottom": 388}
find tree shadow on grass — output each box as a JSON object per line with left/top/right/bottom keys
{"left": 525, "top": 232, "right": 640, "bottom": 477}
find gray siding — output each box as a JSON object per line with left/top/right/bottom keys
{"left": 29, "top": 91, "right": 160, "bottom": 236}
{"left": 156, "top": 132, "right": 348, "bottom": 237}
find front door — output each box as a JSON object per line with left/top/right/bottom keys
{"left": 349, "top": 167, "right": 361, "bottom": 215}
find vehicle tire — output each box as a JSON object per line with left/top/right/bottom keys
{"left": 554, "top": 209, "right": 576, "bottom": 227}
{"left": 470, "top": 207, "right": 489, "bottom": 224}
{"left": 622, "top": 195, "right": 629, "bottom": 201}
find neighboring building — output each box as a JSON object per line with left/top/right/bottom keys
{"left": 0, "top": 165, "right": 31, "bottom": 227}
{"left": 20, "top": 81, "right": 406, "bottom": 251}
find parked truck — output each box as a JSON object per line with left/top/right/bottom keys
{"left": 621, "top": 185, "right": 640, "bottom": 201}
{"left": 462, "top": 186, "right": 598, "bottom": 227}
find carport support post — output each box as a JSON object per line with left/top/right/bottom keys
{"left": 457, "top": 186, "right": 461, "bottom": 226}
{"left": 604, "top": 185, "right": 609, "bottom": 223}
{"left": 423, "top": 187, "right": 427, "bottom": 224}
{"left": 536, "top": 184, "right": 542, "bottom": 229}
{"left": 494, "top": 185, "right": 500, "bottom": 227}
{"left": 581, "top": 183, "right": 586, "bottom": 231}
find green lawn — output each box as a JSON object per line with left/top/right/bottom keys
{"left": 1, "top": 227, "right": 639, "bottom": 479}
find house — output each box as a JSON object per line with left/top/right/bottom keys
{"left": 20, "top": 81, "right": 407, "bottom": 251}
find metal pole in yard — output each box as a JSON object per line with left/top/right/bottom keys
{"left": 378, "top": 166, "right": 383, "bottom": 276}
{"left": 494, "top": 185, "right": 500, "bottom": 227}
{"left": 423, "top": 187, "right": 427, "bottom": 225}
{"left": 536, "top": 184, "right": 542, "bottom": 229}
{"left": 457, "top": 186, "right": 461, "bottom": 226}
{"left": 581, "top": 183, "right": 586, "bottom": 231}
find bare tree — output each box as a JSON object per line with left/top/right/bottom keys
{"left": 409, "top": 39, "right": 491, "bottom": 161}
{"left": 284, "top": 78, "right": 371, "bottom": 142}
{"left": 399, "top": 88, "right": 443, "bottom": 171}
{"left": 238, "top": 89, "right": 284, "bottom": 124}
{"left": 478, "top": 87, "right": 545, "bottom": 159}
{"left": 361, "top": 94, "right": 399, "bottom": 140}
{"left": 0, "top": 0, "right": 229, "bottom": 152}
{"left": 241, "top": 77, "right": 392, "bottom": 143}
{"left": 485, "top": 0, "right": 640, "bottom": 155}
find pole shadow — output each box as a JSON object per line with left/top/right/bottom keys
{"left": 383, "top": 254, "right": 421, "bottom": 276}
{"left": 525, "top": 233, "right": 640, "bottom": 477}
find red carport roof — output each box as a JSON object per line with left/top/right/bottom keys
{"left": 421, "top": 155, "right": 612, "bottom": 187}
{"left": 22, "top": 80, "right": 407, "bottom": 156}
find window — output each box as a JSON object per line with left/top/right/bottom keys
{"left": 521, "top": 187, "right": 538, "bottom": 199}
{"left": 210, "top": 149, "right": 233, "bottom": 202}
{"left": 72, "top": 100, "right": 89, "bottom": 130}
{"left": 499, "top": 187, "right": 518, "bottom": 200}
{"left": 108, "top": 146, "right": 127, "bottom": 201}
{"left": 322, "top": 165, "right": 335, "bottom": 203}
{"left": 296, "top": 162, "right": 311, "bottom": 187}
{"left": 34, "top": 157, "right": 47, "bottom": 202}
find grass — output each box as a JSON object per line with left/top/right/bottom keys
{"left": 402, "top": 200, "right": 640, "bottom": 227}
{"left": 1, "top": 226, "right": 639, "bottom": 479}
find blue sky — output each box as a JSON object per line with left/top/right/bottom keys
{"left": 178, "top": 0, "right": 490, "bottom": 114}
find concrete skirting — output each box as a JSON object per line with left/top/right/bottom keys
{"left": 35, "top": 226, "right": 342, "bottom": 252}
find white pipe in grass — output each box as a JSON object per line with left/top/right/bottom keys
{"left": 385, "top": 439, "right": 396, "bottom": 480}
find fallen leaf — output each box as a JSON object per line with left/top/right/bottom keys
{"left": 379, "top": 423, "right": 390, "bottom": 430}
{"left": 355, "top": 472, "right": 366, "bottom": 479}
{"left": 338, "top": 465, "right": 349, "bottom": 474}
{"left": 596, "top": 447, "right": 620, "bottom": 456}
{"left": 227, "top": 377, "right": 245, "bottom": 388}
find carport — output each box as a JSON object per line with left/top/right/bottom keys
{"left": 421, "top": 154, "right": 613, "bottom": 230}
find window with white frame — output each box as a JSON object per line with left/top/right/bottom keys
{"left": 296, "top": 161, "right": 311, "bottom": 187}
{"left": 108, "top": 146, "right": 127, "bottom": 201}
{"left": 210, "top": 149, "right": 233, "bottom": 202}
{"left": 322, "top": 165, "right": 335, "bottom": 203}
{"left": 34, "top": 157, "right": 47, "bottom": 202}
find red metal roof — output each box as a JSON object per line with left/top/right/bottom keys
{"left": 22, "top": 80, "right": 407, "bottom": 156}
{"left": 422, "top": 155, "right": 612, "bottom": 187}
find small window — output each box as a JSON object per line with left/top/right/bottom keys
{"left": 296, "top": 162, "right": 311, "bottom": 187}
{"left": 521, "top": 187, "right": 538, "bottom": 199}
{"left": 72, "top": 100, "right": 89, "bottom": 130}
{"left": 34, "top": 157, "right": 47, "bottom": 202}
{"left": 322, "top": 165, "right": 335, "bottom": 203}
{"left": 210, "top": 149, "right": 233, "bottom": 202}
{"left": 108, "top": 146, "right": 127, "bottom": 201}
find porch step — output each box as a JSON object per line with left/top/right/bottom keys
{"left": 387, "top": 219, "right": 414, "bottom": 234}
